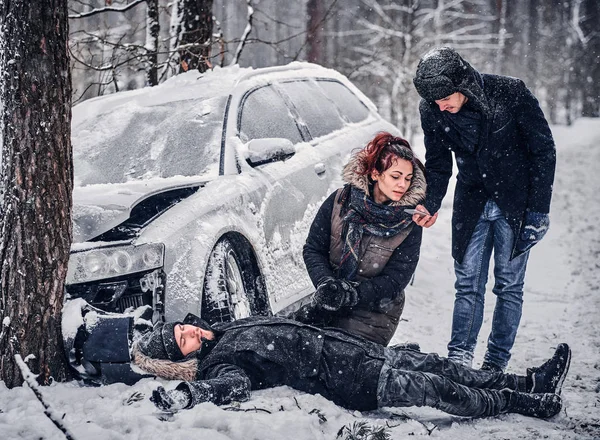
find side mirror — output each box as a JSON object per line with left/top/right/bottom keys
{"left": 245, "top": 138, "right": 296, "bottom": 166}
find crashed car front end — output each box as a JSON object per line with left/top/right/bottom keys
{"left": 66, "top": 242, "right": 166, "bottom": 317}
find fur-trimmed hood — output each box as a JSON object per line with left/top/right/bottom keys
{"left": 131, "top": 343, "right": 198, "bottom": 382}
{"left": 342, "top": 152, "right": 426, "bottom": 207}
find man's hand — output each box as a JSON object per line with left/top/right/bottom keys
{"left": 515, "top": 212, "right": 550, "bottom": 254}
{"left": 312, "top": 277, "right": 359, "bottom": 311}
{"left": 150, "top": 386, "right": 192, "bottom": 411}
{"left": 412, "top": 204, "right": 438, "bottom": 228}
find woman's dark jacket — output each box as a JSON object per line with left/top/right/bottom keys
{"left": 299, "top": 153, "right": 425, "bottom": 345}
{"left": 419, "top": 70, "right": 556, "bottom": 263}
{"left": 302, "top": 191, "right": 422, "bottom": 344}
{"left": 183, "top": 316, "right": 387, "bottom": 411}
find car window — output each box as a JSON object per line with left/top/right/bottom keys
{"left": 316, "top": 80, "right": 370, "bottom": 123}
{"left": 238, "top": 85, "right": 303, "bottom": 144}
{"left": 73, "top": 97, "right": 227, "bottom": 185}
{"left": 278, "top": 80, "right": 345, "bottom": 139}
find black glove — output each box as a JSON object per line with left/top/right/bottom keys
{"left": 150, "top": 386, "right": 192, "bottom": 411}
{"left": 516, "top": 212, "right": 549, "bottom": 254}
{"left": 312, "top": 277, "right": 359, "bottom": 312}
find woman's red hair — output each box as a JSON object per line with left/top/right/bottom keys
{"left": 355, "top": 132, "right": 423, "bottom": 177}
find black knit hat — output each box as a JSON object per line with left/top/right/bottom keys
{"left": 413, "top": 47, "right": 472, "bottom": 102}
{"left": 136, "top": 321, "right": 184, "bottom": 362}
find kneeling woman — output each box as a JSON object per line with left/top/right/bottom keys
{"left": 299, "top": 132, "right": 426, "bottom": 345}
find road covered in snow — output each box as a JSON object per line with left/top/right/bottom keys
{"left": 0, "top": 118, "right": 599, "bottom": 439}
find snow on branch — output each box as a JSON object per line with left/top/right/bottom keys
{"left": 69, "top": 0, "right": 146, "bottom": 19}
{"left": 14, "top": 354, "right": 78, "bottom": 440}
{"left": 231, "top": 0, "right": 254, "bottom": 65}
{"left": 572, "top": 0, "right": 590, "bottom": 47}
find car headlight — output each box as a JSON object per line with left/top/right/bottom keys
{"left": 67, "top": 243, "right": 165, "bottom": 284}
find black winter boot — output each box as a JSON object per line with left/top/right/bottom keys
{"left": 480, "top": 361, "right": 503, "bottom": 373}
{"left": 527, "top": 343, "right": 571, "bottom": 394}
{"left": 503, "top": 390, "right": 562, "bottom": 419}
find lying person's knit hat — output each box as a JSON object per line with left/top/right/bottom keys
{"left": 136, "top": 321, "right": 184, "bottom": 361}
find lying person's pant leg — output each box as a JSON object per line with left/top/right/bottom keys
{"left": 384, "top": 346, "right": 524, "bottom": 391}
{"left": 377, "top": 365, "right": 510, "bottom": 417}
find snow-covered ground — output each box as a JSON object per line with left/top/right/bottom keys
{"left": 1, "top": 118, "right": 599, "bottom": 439}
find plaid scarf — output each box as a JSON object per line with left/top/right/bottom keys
{"left": 338, "top": 185, "right": 414, "bottom": 281}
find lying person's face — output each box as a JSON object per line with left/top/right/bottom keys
{"left": 174, "top": 324, "right": 214, "bottom": 356}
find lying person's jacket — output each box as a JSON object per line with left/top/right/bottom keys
{"left": 132, "top": 316, "right": 387, "bottom": 411}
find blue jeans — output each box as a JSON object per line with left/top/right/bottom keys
{"left": 448, "top": 200, "right": 529, "bottom": 370}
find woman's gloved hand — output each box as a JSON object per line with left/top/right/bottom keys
{"left": 312, "top": 276, "right": 359, "bottom": 311}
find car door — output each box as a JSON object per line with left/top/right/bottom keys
{"left": 236, "top": 83, "right": 334, "bottom": 309}
{"left": 276, "top": 78, "right": 377, "bottom": 193}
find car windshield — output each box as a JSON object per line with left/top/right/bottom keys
{"left": 72, "top": 96, "right": 227, "bottom": 186}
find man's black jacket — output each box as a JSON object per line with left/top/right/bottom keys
{"left": 420, "top": 73, "right": 556, "bottom": 262}
{"left": 180, "top": 316, "right": 387, "bottom": 411}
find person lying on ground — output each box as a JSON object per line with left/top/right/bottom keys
{"left": 129, "top": 314, "right": 571, "bottom": 419}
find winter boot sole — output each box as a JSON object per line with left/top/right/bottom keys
{"left": 530, "top": 344, "right": 572, "bottom": 395}
{"left": 553, "top": 345, "right": 571, "bottom": 395}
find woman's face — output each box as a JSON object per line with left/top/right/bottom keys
{"left": 174, "top": 324, "right": 214, "bottom": 356}
{"left": 371, "top": 158, "right": 413, "bottom": 204}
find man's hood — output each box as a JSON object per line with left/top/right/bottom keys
{"left": 413, "top": 46, "right": 489, "bottom": 113}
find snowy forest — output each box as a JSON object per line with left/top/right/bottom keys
{"left": 69, "top": 0, "right": 599, "bottom": 138}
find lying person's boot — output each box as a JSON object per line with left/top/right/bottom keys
{"left": 503, "top": 390, "right": 562, "bottom": 418}
{"left": 527, "top": 343, "right": 571, "bottom": 394}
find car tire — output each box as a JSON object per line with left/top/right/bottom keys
{"left": 201, "top": 236, "right": 269, "bottom": 323}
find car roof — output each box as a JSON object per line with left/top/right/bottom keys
{"left": 72, "top": 62, "right": 366, "bottom": 127}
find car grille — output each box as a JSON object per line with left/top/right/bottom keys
{"left": 66, "top": 269, "right": 165, "bottom": 314}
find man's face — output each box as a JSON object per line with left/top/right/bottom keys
{"left": 435, "top": 92, "right": 468, "bottom": 113}
{"left": 174, "top": 324, "right": 214, "bottom": 356}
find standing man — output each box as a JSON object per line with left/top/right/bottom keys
{"left": 411, "top": 47, "right": 556, "bottom": 372}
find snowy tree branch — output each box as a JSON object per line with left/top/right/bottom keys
{"left": 14, "top": 354, "right": 78, "bottom": 440}
{"left": 69, "top": 0, "right": 146, "bottom": 19}
{"left": 231, "top": 0, "right": 254, "bottom": 65}
{"left": 571, "top": 0, "right": 590, "bottom": 47}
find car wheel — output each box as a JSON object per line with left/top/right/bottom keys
{"left": 201, "top": 235, "right": 269, "bottom": 323}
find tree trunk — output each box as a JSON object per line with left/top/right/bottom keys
{"left": 580, "top": 0, "right": 599, "bottom": 117}
{"left": 174, "top": 0, "right": 214, "bottom": 73}
{"left": 145, "top": 0, "right": 160, "bottom": 86}
{"left": 526, "top": 0, "right": 540, "bottom": 89}
{"left": 0, "top": 0, "right": 73, "bottom": 388}
{"left": 494, "top": 0, "right": 507, "bottom": 72}
{"left": 306, "top": 0, "right": 325, "bottom": 64}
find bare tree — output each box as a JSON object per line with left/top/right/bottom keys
{"left": 576, "top": 0, "right": 600, "bottom": 118}
{"left": 146, "top": 0, "right": 161, "bottom": 85}
{"left": 171, "top": 0, "right": 214, "bottom": 73}
{"left": 306, "top": 0, "right": 326, "bottom": 63}
{"left": 0, "top": 0, "right": 73, "bottom": 387}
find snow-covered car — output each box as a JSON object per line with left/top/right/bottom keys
{"left": 66, "top": 62, "right": 401, "bottom": 326}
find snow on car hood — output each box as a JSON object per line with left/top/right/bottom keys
{"left": 72, "top": 175, "right": 211, "bottom": 243}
